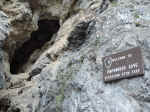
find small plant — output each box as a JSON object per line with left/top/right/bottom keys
{"left": 134, "top": 13, "right": 140, "bottom": 18}
{"left": 111, "top": 0, "right": 118, "bottom": 7}
{"left": 56, "top": 94, "right": 64, "bottom": 112}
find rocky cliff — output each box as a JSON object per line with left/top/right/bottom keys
{"left": 0, "top": 0, "right": 150, "bottom": 112}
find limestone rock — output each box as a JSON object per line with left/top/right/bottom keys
{"left": 2, "top": 0, "right": 150, "bottom": 112}
{"left": 33, "top": 0, "right": 150, "bottom": 111}
{"left": 0, "top": 11, "right": 10, "bottom": 89}
{"left": 1, "top": 0, "right": 36, "bottom": 59}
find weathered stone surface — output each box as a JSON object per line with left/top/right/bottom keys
{"left": 0, "top": 11, "right": 10, "bottom": 89}
{"left": 34, "top": 0, "right": 150, "bottom": 111}
{"left": 2, "top": 0, "right": 150, "bottom": 112}
{"left": 28, "top": 11, "right": 94, "bottom": 79}
{"left": 1, "top": 0, "right": 36, "bottom": 59}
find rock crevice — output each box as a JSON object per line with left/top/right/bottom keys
{"left": 10, "top": 19, "right": 60, "bottom": 74}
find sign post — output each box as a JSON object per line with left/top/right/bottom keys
{"left": 102, "top": 47, "right": 144, "bottom": 82}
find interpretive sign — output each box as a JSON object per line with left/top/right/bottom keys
{"left": 102, "top": 47, "right": 144, "bottom": 82}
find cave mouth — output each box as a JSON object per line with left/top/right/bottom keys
{"left": 10, "top": 19, "right": 60, "bottom": 74}
{"left": 0, "top": 97, "right": 21, "bottom": 112}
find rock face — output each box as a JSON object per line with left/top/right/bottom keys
{"left": 1, "top": 0, "right": 150, "bottom": 112}
{"left": 0, "top": 11, "right": 10, "bottom": 89}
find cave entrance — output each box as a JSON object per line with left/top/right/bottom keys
{"left": 10, "top": 19, "right": 60, "bottom": 74}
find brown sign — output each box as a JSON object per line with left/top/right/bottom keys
{"left": 102, "top": 47, "right": 144, "bottom": 82}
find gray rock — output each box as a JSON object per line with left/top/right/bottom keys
{"left": 36, "top": 0, "right": 150, "bottom": 111}
{"left": 0, "top": 11, "right": 10, "bottom": 89}
{"left": 2, "top": 0, "right": 150, "bottom": 112}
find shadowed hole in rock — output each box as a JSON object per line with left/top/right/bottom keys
{"left": 0, "top": 98, "right": 11, "bottom": 112}
{"left": 0, "top": 97, "right": 20, "bottom": 112}
{"left": 10, "top": 19, "right": 60, "bottom": 74}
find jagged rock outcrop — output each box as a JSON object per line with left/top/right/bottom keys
{"left": 1, "top": 0, "right": 150, "bottom": 112}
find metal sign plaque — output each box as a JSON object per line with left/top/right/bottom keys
{"left": 102, "top": 47, "right": 144, "bottom": 82}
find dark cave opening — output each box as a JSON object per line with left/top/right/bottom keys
{"left": 10, "top": 19, "right": 60, "bottom": 74}
{"left": 0, "top": 97, "right": 20, "bottom": 112}
{"left": 0, "top": 98, "right": 11, "bottom": 112}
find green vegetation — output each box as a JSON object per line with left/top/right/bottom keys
{"left": 111, "top": 0, "right": 118, "bottom": 7}
{"left": 134, "top": 13, "right": 140, "bottom": 18}
{"left": 56, "top": 94, "right": 64, "bottom": 112}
